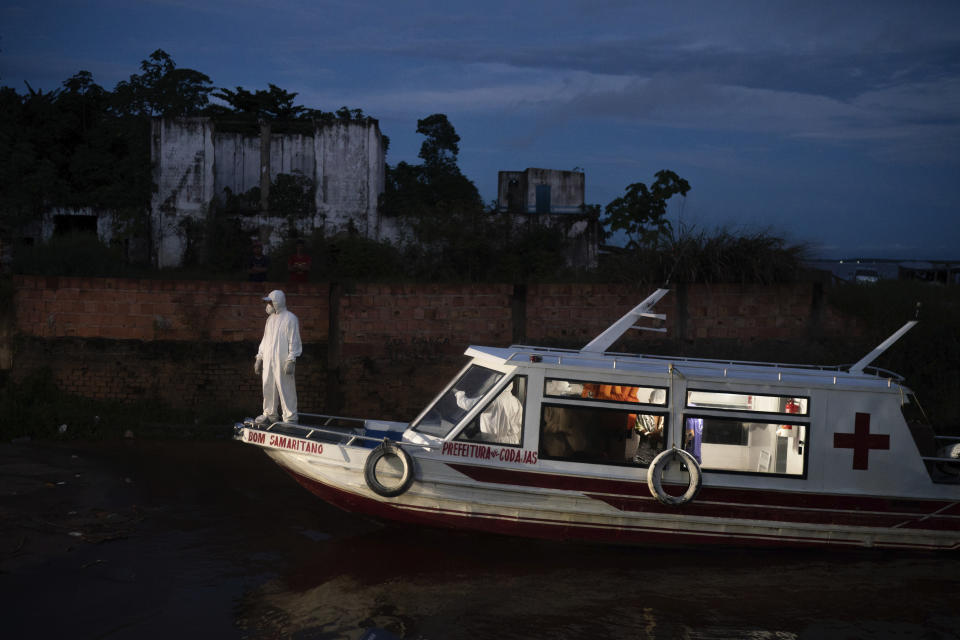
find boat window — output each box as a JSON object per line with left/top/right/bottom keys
{"left": 682, "top": 415, "right": 806, "bottom": 477}
{"left": 455, "top": 377, "right": 526, "bottom": 446}
{"left": 539, "top": 404, "right": 667, "bottom": 467}
{"left": 412, "top": 365, "right": 504, "bottom": 438}
{"left": 544, "top": 379, "right": 667, "bottom": 406}
{"left": 686, "top": 390, "right": 808, "bottom": 416}
{"left": 900, "top": 392, "right": 928, "bottom": 425}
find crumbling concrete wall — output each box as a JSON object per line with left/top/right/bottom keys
{"left": 150, "top": 118, "right": 216, "bottom": 268}
{"left": 315, "top": 121, "right": 386, "bottom": 237}
{"left": 212, "top": 133, "right": 261, "bottom": 197}
{"left": 151, "top": 118, "right": 386, "bottom": 267}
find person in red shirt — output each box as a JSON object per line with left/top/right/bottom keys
{"left": 287, "top": 239, "right": 312, "bottom": 283}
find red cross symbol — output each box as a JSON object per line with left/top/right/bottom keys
{"left": 834, "top": 412, "right": 890, "bottom": 470}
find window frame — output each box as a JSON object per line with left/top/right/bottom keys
{"left": 685, "top": 388, "right": 810, "bottom": 417}
{"left": 682, "top": 412, "right": 810, "bottom": 479}
{"left": 411, "top": 364, "right": 505, "bottom": 439}
{"left": 543, "top": 377, "right": 669, "bottom": 407}
{"left": 538, "top": 400, "right": 670, "bottom": 468}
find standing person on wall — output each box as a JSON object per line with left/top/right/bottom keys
{"left": 248, "top": 241, "right": 269, "bottom": 282}
{"left": 255, "top": 290, "right": 302, "bottom": 424}
{"left": 287, "top": 239, "right": 312, "bottom": 283}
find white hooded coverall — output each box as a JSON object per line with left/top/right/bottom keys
{"left": 455, "top": 387, "right": 523, "bottom": 445}
{"left": 257, "top": 290, "right": 302, "bottom": 422}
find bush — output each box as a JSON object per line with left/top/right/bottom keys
{"left": 597, "top": 226, "right": 809, "bottom": 285}
{"left": 272, "top": 233, "right": 405, "bottom": 282}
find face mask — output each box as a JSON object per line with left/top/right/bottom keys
{"left": 265, "top": 303, "right": 274, "bottom": 315}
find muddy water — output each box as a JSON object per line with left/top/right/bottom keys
{"left": 1, "top": 439, "right": 959, "bottom": 640}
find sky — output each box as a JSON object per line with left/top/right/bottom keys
{"left": 2, "top": 0, "right": 959, "bottom": 260}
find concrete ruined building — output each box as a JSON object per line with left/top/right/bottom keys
{"left": 497, "top": 168, "right": 600, "bottom": 269}
{"left": 151, "top": 117, "right": 386, "bottom": 267}
{"left": 10, "top": 125, "right": 601, "bottom": 272}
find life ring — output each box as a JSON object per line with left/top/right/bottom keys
{"left": 364, "top": 440, "right": 415, "bottom": 498}
{"left": 646, "top": 447, "right": 702, "bottom": 506}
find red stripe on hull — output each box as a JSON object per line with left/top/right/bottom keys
{"left": 446, "top": 463, "right": 960, "bottom": 533}
{"left": 282, "top": 468, "right": 958, "bottom": 550}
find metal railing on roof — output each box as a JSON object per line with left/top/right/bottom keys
{"left": 500, "top": 345, "right": 905, "bottom": 385}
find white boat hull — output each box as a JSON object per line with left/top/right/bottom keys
{"left": 243, "top": 427, "right": 960, "bottom": 551}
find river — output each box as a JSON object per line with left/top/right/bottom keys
{"left": 1, "top": 439, "right": 958, "bottom": 639}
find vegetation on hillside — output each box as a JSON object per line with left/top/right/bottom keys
{"left": 1, "top": 50, "right": 812, "bottom": 285}
{"left": 0, "top": 50, "right": 376, "bottom": 268}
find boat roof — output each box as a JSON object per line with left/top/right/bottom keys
{"left": 463, "top": 288, "right": 916, "bottom": 393}
{"left": 465, "top": 344, "right": 908, "bottom": 392}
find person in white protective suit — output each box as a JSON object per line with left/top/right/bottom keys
{"left": 455, "top": 386, "right": 523, "bottom": 445}
{"left": 254, "top": 290, "right": 302, "bottom": 424}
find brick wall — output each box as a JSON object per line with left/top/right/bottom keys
{"left": 525, "top": 282, "right": 853, "bottom": 345}
{"left": 7, "top": 276, "right": 862, "bottom": 422}
{"left": 12, "top": 276, "right": 329, "bottom": 342}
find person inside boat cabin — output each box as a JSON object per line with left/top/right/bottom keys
{"left": 455, "top": 381, "right": 523, "bottom": 445}
{"left": 540, "top": 381, "right": 666, "bottom": 465}
{"left": 583, "top": 384, "right": 665, "bottom": 463}
{"left": 634, "top": 413, "right": 664, "bottom": 465}
{"left": 683, "top": 417, "right": 703, "bottom": 463}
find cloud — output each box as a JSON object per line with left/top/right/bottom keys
{"left": 297, "top": 63, "right": 633, "bottom": 117}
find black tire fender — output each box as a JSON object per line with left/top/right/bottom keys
{"left": 646, "top": 447, "right": 702, "bottom": 506}
{"left": 364, "top": 440, "right": 415, "bottom": 498}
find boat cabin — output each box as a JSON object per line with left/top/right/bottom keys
{"left": 405, "top": 340, "right": 957, "bottom": 501}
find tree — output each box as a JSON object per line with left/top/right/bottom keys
{"left": 0, "top": 54, "right": 184, "bottom": 266}
{"left": 0, "top": 86, "right": 60, "bottom": 231}
{"left": 416, "top": 113, "right": 460, "bottom": 171}
{"left": 603, "top": 170, "right": 690, "bottom": 248}
{"left": 210, "top": 84, "right": 306, "bottom": 120}
{"left": 112, "top": 49, "right": 213, "bottom": 117}
{"left": 383, "top": 113, "right": 481, "bottom": 220}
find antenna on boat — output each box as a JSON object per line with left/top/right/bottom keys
{"left": 849, "top": 310, "right": 919, "bottom": 375}
{"left": 582, "top": 288, "right": 670, "bottom": 353}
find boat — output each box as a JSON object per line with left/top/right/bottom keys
{"left": 234, "top": 289, "right": 960, "bottom": 550}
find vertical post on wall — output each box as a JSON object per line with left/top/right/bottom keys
{"left": 326, "top": 282, "right": 343, "bottom": 414}
{"left": 675, "top": 281, "right": 688, "bottom": 356}
{"left": 511, "top": 284, "right": 527, "bottom": 344}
